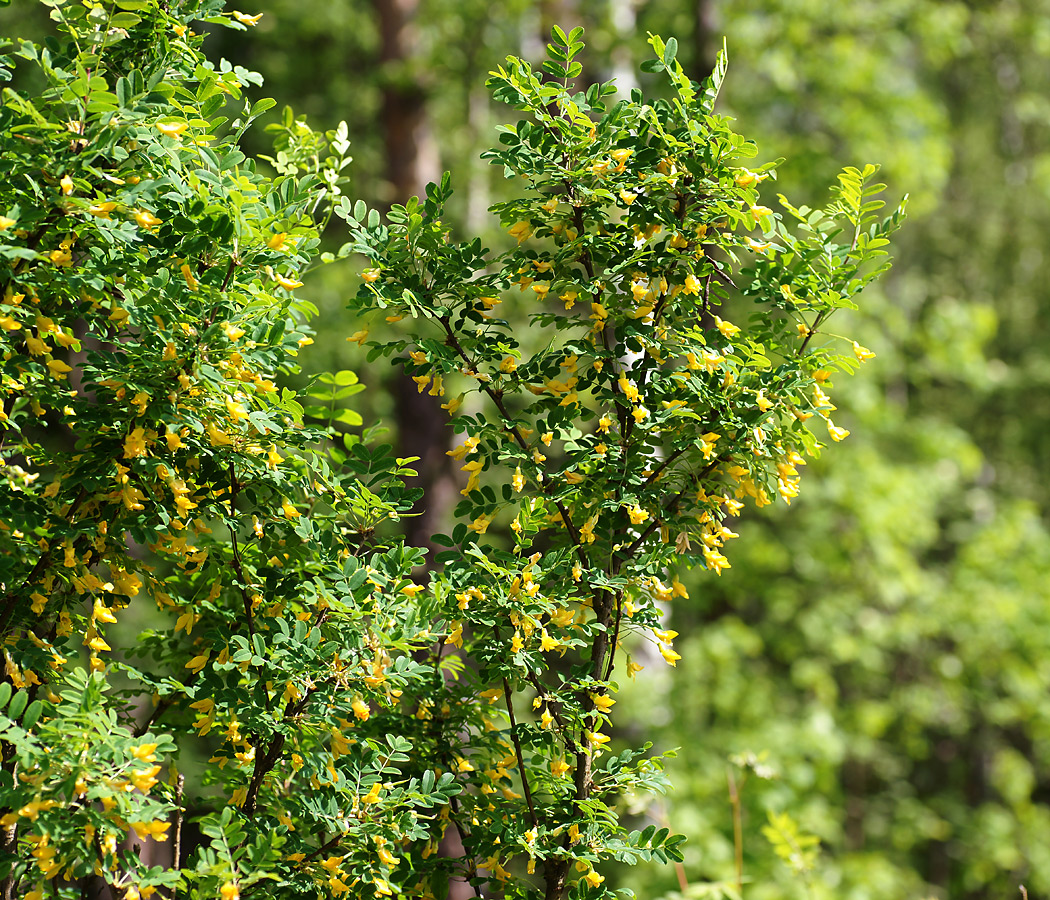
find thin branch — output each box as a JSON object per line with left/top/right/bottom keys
{"left": 502, "top": 678, "right": 538, "bottom": 828}
{"left": 439, "top": 317, "right": 590, "bottom": 568}
{"left": 172, "top": 773, "right": 185, "bottom": 870}
{"left": 523, "top": 672, "right": 580, "bottom": 755}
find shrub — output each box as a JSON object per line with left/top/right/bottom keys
{"left": 0, "top": 4, "right": 901, "bottom": 898}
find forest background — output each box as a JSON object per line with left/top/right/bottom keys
{"left": 4, "top": 1, "right": 1050, "bottom": 898}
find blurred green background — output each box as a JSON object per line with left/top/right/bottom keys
{"left": 8, "top": 0, "right": 1050, "bottom": 897}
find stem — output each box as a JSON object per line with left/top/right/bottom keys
{"left": 172, "top": 773, "right": 185, "bottom": 870}
{"left": 226, "top": 465, "right": 267, "bottom": 716}
{"left": 502, "top": 678, "right": 538, "bottom": 828}
{"left": 523, "top": 671, "right": 580, "bottom": 755}
{"left": 134, "top": 693, "right": 179, "bottom": 737}
{"left": 242, "top": 689, "right": 314, "bottom": 819}
{"left": 439, "top": 317, "right": 590, "bottom": 568}
{"left": 219, "top": 257, "right": 238, "bottom": 292}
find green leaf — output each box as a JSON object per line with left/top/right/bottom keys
{"left": 8, "top": 690, "right": 27, "bottom": 720}
{"left": 21, "top": 700, "right": 41, "bottom": 730}
{"left": 662, "top": 37, "right": 678, "bottom": 67}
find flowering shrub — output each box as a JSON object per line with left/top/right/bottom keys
{"left": 0, "top": 4, "right": 901, "bottom": 899}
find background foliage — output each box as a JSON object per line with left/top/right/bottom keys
{"left": 3, "top": 1, "right": 1050, "bottom": 899}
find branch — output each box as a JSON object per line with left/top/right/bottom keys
{"left": 439, "top": 317, "right": 590, "bottom": 568}
{"left": 502, "top": 677, "right": 538, "bottom": 828}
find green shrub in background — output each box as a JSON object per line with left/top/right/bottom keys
{"left": 0, "top": 2, "right": 899, "bottom": 898}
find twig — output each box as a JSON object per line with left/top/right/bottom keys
{"left": 439, "top": 317, "right": 590, "bottom": 568}
{"left": 502, "top": 678, "right": 538, "bottom": 828}
{"left": 173, "top": 773, "right": 185, "bottom": 869}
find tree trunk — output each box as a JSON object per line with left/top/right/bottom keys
{"left": 372, "top": 0, "right": 457, "bottom": 556}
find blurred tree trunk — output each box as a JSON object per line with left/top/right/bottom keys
{"left": 692, "top": 0, "right": 717, "bottom": 81}
{"left": 373, "top": 0, "right": 457, "bottom": 556}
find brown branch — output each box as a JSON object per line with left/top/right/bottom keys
{"left": 502, "top": 677, "right": 538, "bottom": 828}
{"left": 439, "top": 317, "right": 590, "bottom": 568}
{"left": 172, "top": 773, "right": 185, "bottom": 870}
{"left": 603, "top": 592, "right": 624, "bottom": 683}
{"left": 134, "top": 694, "right": 179, "bottom": 737}
{"left": 219, "top": 257, "right": 238, "bottom": 293}
{"left": 523, "top": 672, "right": 580, "bottom": 755}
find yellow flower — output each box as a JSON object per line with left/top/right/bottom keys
{"left": 714, "top": 316, "right": 740, "bottom": 338}
{"left": 551, "top": 758, "right": 571, "bottom": 777}
{"left": 461, "top": 459, "right": 484, "bottom": 495}
{"left": 47, "top": 359, "right": 72, "bottom": 379}
{"left": 512, "top": 466, "right": 525, "bottom": 492}
{"left": 24, "top": 335, "right": 47, "bottom": 356}
{"left": 130, "top": 820, "right": 171, "bottom": 842}
{"left": 155, "top": 121, "right": 188, "bottom": 139}
{"left": 219, "top": 883, "right": 240, "bottom": 900}
{"left": 587, "top": 730, "right": 610, "bottom": 749}
{"left": 89, "top": 201, "right": 118, "bottom": 218}
{"left": 734, "top": 168, "right": 766, "bottom": 187}
{"left": 281, "top": 499, "right": 301, "bottom": 519}
{"left": 750, "top": 204, "right": 773, "bottom": 223}
{"left": 164, "top": 429, "right": 184, "bottom": 452}
{"left": 185, "top": 653, "right": 210, "bottom": 673}
{"left": 626, "top": 505, "right": 648, "bottom": 525}
{"left": 352, "top": 697, "right": 371, "bottom": 721}
{"left": 508, "top": 221, "right": 533, "bottom": 244}
{"left": 853, "top": 341, "right": 876, "bottom": 361}
{"left": 584, "top": 870, "right": 605, "bottom": 888}
{"left": 131, "top": 209, "right": 162, "bottom": 230}
{"left": 827, "top": 420, "right": 850, "bottom": 442}
{"left": 469, "top": 513, "right": 493, "bottom": 534}
{"left": 446, "top": 621, "right": 463, "bottom": 648}
{"left": 618, "top": 376, "right": 639, "bottom": 403}
{"left": 539, "top": 629, "right": 560, "bottom": 652}
{"left": 123, "top": 427, "right": 148, "bottom": 458}
{"left": 231, "top": 10, "right": 263, "bottom": 25}
{"left": 578, "top": 514, "right": 598, "bottom": 544}
{"left": 59, "top": 175, "right": 74, "bottom": 195}
{"left": 619, "top": 190, "right": 637, "bottom": 205}
{"left": 180, "top": 263, "right": 198, "bottom": 291}
{"left": 274, "top": 272, "right": 303, "bottom": 291}
{"left": 659, "top": 645, "right": 682, "bottom": 667}
{"left": 94, "top": 600, "right": 120, "bottom": 625}
{"left": 500, "top": 355, "right": 517, "bottom": 373}
{"left": 49, "top": 246, "right": 73, "bottom": 266}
